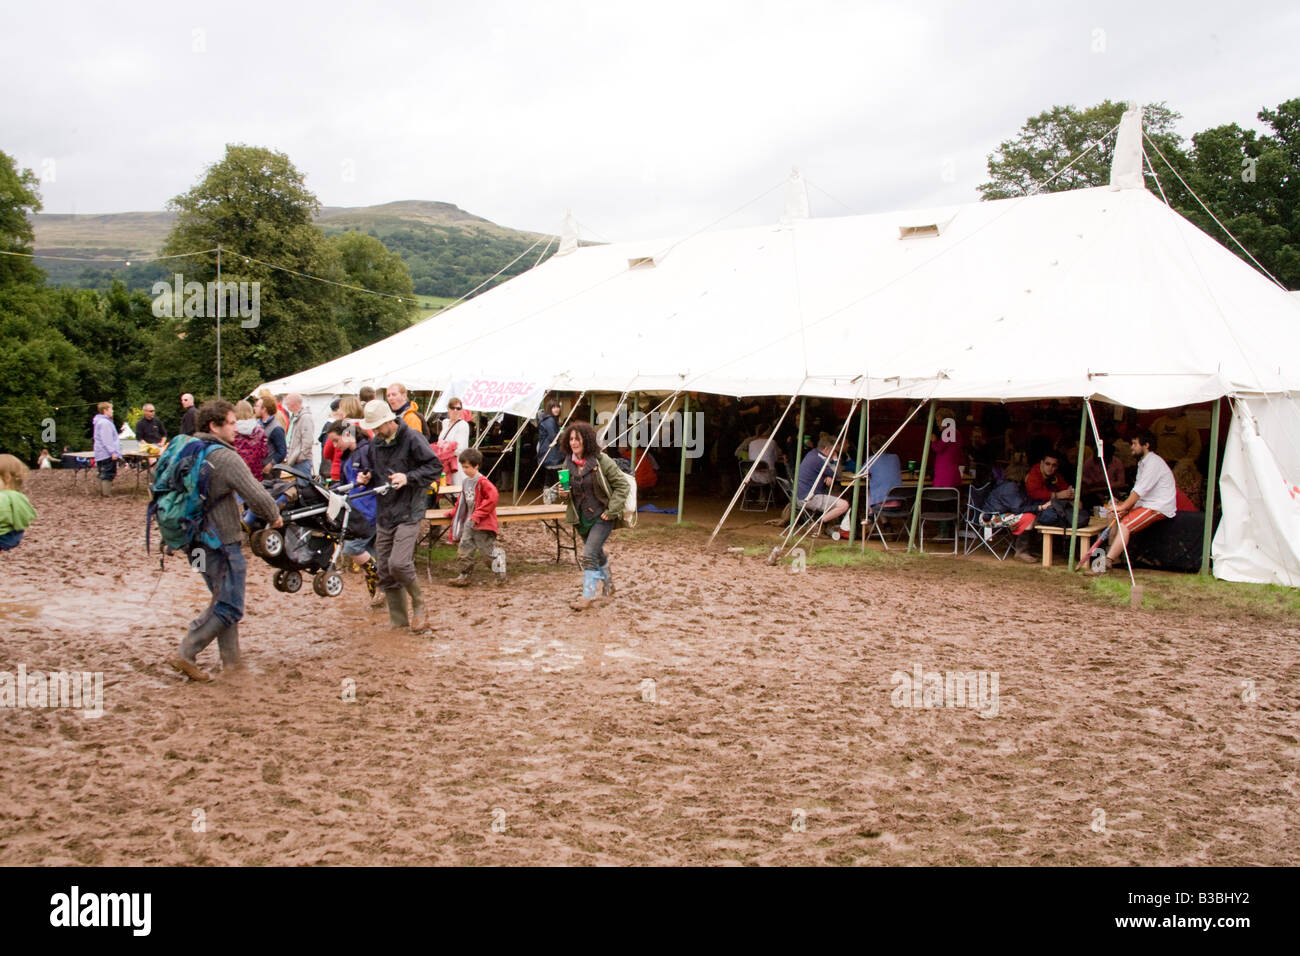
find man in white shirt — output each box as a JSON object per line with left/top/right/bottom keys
{"left": 747, "top": 429, "right": 780, "bottom": 484}
{"left": 1089, "top": 429, "right": 1177, "bottom": 574}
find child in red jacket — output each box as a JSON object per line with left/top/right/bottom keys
{"left": 446, "top": 448, "right": 504, "bottom": 586}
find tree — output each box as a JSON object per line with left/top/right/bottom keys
{"left": 0, "top": 149, "right": 45, "bottom": 286}
{"left": 0, "top": 284, "right": 79, "bottom": 461}
{"left": 979, "top": 99, "right": 1299, "bottom": 290}
{"left": 1156, "top": 100, "right": 1300, "bottom": 289}
{"left": 161, "top": 144, "right": 350, "bottom": 399}
{"left": 978, "top": 100, "right": 1186, "bottom": 199}
{"left": 326, "top": 231, "right": 418, "bottom": 350}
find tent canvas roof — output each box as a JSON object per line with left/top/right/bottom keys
{"left": 265, "top": 183, "right": 1300, "bottom": 410}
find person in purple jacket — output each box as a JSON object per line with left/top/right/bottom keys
{"left": 92, "top": 401, "right": 122, "bottom": 497}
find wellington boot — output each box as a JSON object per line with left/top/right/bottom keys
{"left": 405, "top": 580, "right": 428, "bottom": 633}
{"left": 217, "top": 623, "right": 242, "bottom": 670}
{"left": 99, "top": 479, "right": 114, "bottom": 498}
{"left": 384, "top": 589, "right": 410, "bottom": 628}
{"left": 446, "top": 574, "right": 471, "bottom": 587}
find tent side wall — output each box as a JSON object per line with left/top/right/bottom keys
{"left": 1213, "top": 396, "right": 1300, "bottom": 586}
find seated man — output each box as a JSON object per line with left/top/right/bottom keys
{"left": 747, "top": 429, "right": 781, "bottom": 485}
{"left": 796, "top": 435, "right": 848, "bottom": 534}
{"left": 1024, "top": 450, "right": 1076, "bottom": 527}
{"left": 1087, "top": 429, "right": 1177, "bottom": 574}
{"left": 865, "top": 435, "right": 902, "bottom": 514}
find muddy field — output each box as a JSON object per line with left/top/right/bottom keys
{"left": 1, "top": 470, "right": 1297, "bottom": 866}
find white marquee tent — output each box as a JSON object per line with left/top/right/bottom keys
{"left": 263, "top": 107, "right": 1300, "bottom": 585}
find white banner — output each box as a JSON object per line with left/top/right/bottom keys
{"left": 432, "top": 379, "right": 547, "bottom": 418}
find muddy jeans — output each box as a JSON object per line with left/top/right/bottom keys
{"left": 454, "top": 527, "right": 498, "bottom": 575}
{"left": 375, "top": 520, "right": 422, "bottom": 591}
{"left": 192, "top": 542, "right": 247, "bottom": 628}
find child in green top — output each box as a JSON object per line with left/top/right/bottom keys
{"left": 0, "top": 454, "right": 37, "bottom": 551}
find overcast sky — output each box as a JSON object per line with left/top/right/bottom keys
{"left": 6, "top": 0, "right": 1298, "bottom": 242}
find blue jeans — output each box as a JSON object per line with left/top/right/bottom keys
{"left": 194, "top": 542, "right": 248, "bottom": 628}
{"left": 579, "top": 519, "right": 613, "bottom": 571}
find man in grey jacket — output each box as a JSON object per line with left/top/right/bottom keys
{"left": 168, "top": 399, "right": 283, "bottom": 683}
{"left": 282, "top": 393, "right": 315, "bottom": 474}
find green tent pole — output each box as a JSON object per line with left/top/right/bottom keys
{"left": 1200, "top": 399, "right": 1223, "bottom": 575}
{"left": 512, "top": 415, "right": 522, "bottom": 504}
{"left": 1067, "top": 402, "right": 1089, "bottom": 570}
{"left": 790, "top": 396, "right": 807, "bottom": 532}
{"left": 849, "top": 401, "right": 867, "bottom": 545}
{"left": 677, "top": 393, "right": 690, "bottom": 524}
{"left": 630, "top": 391, "right": 638, "bottom": 462}
{"left": 907, "top": 401, "right": 937, "bottom": 553}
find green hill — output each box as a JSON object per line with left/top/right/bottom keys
{"left": 31, "top": 201, "right": 559, "bottom": 297}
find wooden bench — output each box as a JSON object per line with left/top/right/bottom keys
{"left": 1037, "top": 518, "right": 1109, "bottom": 568}
{"left": 422, "top": 503, "right": 578, "bottom": 567}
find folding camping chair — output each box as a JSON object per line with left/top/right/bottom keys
{"left": 863, "top": 485, "right": 915, "bottom": 550}
{"left": 774, "top": 477, "right": 826, "bottom": 539}
{"left": 739, "top": 461, "right": 776, "bottom": 511}
{"left": 916, "top": 487, "right": 961, "bottom": 555}
{"left": 962, "top": 481, "right": 1015, "bottom": 560}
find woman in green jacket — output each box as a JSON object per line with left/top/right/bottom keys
{"left": 557, "top": 421, "right": 632, "bottom": 611}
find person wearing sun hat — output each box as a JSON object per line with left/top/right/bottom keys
{"left": 352, "top": 399, "right": 442, "bottom": 632}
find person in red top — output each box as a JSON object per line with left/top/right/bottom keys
{"left": 1024, "top": 450, "right": 1075, "bottom": 527}
{"left": 446, "top": 448, "right": 504, "bottom": 587}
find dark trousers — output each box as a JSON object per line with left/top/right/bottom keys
{"left": 579, "top": 519, "right": 614, "bottom": 571}
{"left": 375, "top": 520, "right": 422, "bottom": 591}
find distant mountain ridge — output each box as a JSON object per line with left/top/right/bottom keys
{"left": 31, "top": 201, "right": 553, "bottom": 296}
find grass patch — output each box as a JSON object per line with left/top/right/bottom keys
{"left": 1087, "top": 571, "right": 1300, "bottom": 618}
{"left": 805, "top": 546, "right": 909, "bottom": 568}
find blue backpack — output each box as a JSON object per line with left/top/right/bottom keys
{"left": 146, "top": 435, "right": 222, "bottom": 554}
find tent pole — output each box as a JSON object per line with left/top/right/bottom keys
{"left": 1067, "top": 402, "right": 1089, "bottom": 570}
{"left": 512, "top": 415, "right": 522, "bottom": 504}
{"left": 677, "top": 393, "right": 689, "bottom": 524}
{"left": 590, "top": 393, "right": 596, "bottom": 425}
{"left": 849, "top": 401, "right": 867, "bottom": 545}
{"left": 907, "top": 401, "right": 936, "bottom": 553}
{"left": 630, "top": 391, "right": 638, "bottom": 469}
{"left": 1200, "top": 399, "right": 1222, "bottom": 575}
{"left": 790, "top": 396, "right": 807, "bottom": 532}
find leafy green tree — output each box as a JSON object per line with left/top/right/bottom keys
{"left": 0, "top": 150, "right": 45, "bottom": 287}
{"left": 0, "top": 284, "right": 80, "bottom": 461}
{"left": 161, "top": 144, "right": 350, "bottom": 399}
{"left": 326, "top": 230, "right": 417, "bottom": 350}
{"left": 978, "top": 100, "right": 1186, "bottom": 199}
{"left": 1155, "top": 100, "right": 1300, "bottom": 289}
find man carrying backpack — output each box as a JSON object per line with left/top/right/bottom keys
{"left": 167, "top": 399, "right": 283, "bottom": 683}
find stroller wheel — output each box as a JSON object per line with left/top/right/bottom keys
{"left": 272, "top": 569, "right": 287, "bottom": 591}
{"left": 313, "top": 571, "right": 345, "bottom": 598}
{"left": 250, "top": 530, "right": 266, "bottom": 559}
{"left": 259, "top": 528, "right": 285, "bottom": 558}
{"left": 280, "top": 569, "right": 302, "bottom": 593}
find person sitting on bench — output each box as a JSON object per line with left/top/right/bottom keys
{"left": 795, "top": 435, "right": 848, "bottom": 534}
{"left": 1087, "top": 429, "right": 1177, "bottom": 574}
{"left": 1024, "top": 450, "right": 1075, "bottom": 527}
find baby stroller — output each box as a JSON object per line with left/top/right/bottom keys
{"left": 243, "top": 463, "right": 387, "bottom": 598}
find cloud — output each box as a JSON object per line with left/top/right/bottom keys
{"left": 5, "top": 0, "right": 1298, "bottom": 239}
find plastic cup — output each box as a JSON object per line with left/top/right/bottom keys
{"left": 558, "top": 469, "right": 570, "bottom": 489}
